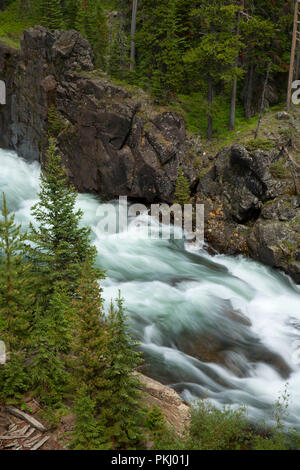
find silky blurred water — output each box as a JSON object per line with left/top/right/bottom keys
{"left": 1, "top": 148, "right": 300, "bottom": 428}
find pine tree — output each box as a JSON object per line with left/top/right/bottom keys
{"left": 71, "top": 386, "right": 104, "bottom": 450}
{"left": 0, "top": 194, "right": 32, "bottom": 400}
{"left": 29, "top": 137, "right": 94, "bottom": 302}
{"left": 38, "top": 0, "right": 64, "bottom": 31}
{"left": 74, "top": 0, "right": 108, "bottom": 69}
{"left": 98, "top": 292, "right": 145, "bottom": 450}
{"left": 184, "top": 0, "right": 243, "bottom": 139}
{"left": 135, "top": 0, "right": 184, "bottom": 99}
{"left": 72, "top": 257, "right": 106, "bottom": 397}
{"left": 174, "top": 167, "right": 191, "bottom": 206}
{"left": 70, "top": 256, "right": 106, "bottom": 449}
{"left": 28, "top": 138, "right": 95, "bottom": 403}
{"left": 30, "top": 282, "right": 72, "bottom": 404}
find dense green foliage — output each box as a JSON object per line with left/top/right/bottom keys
{"left": 0, "top": 140, "right": 146, "bottom": 449}
{"left": 1, "top": 0, "right": 300, "bottom": 451}
{"left": 0, "top": 0, "right": 294, "bottom": 138}
{"left": 174, "top": 167, "right": 191, "bottom": 206}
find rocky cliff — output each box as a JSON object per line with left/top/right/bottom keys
{"left": 0, "top": 26, "right": 195, "bottom": 203}
{"left": 0, "top": 27, "right": 299, "bottom": 283}
{"left": 199, "top": 144, "right": 300, "bottom": 283}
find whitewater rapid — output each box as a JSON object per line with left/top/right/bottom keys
{"left": 1, "top": 148, "right": 300, "bottom": 428}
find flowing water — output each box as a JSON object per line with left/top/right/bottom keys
{"left": 1, "top": 148, "right": 300, "bottom": 428}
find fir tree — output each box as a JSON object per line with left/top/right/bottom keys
{"left": 184, "top": 1, "right": 243, "bottom": 139}
{"left": 174, "top": 167, "right": 191, "bottom": 206}
{"left": 29, "top": 137, "right": 94, "bottom": 302}
{"left": 98, "top": 292, "right": 145, "bottom": 450}
{"left": 28, "top": 138, "right": 95, "bottom": 403}
{"left": 71, "top": 386, "right": 104, "bottom": 450}
{"left": 71, "top": 257, "right": 106, "bottom": 449}
{"left": 30, "top": 282, "right": 72, "bottom": 404}
{"left": 39, "top": 0, "right": 64, "bottom": 31}
{"left": 135, "top": 0, "right": 184, "bottom": 98}
{"left": 0, "top": 194, "right": 32, "bottom": 400}
{"left": 74, "top": 0, "right": 108, "bottom": 69}
{"left": 72, "top": 257, "right": 106, "bottom": 396}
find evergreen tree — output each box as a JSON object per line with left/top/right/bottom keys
{"left": 38, "top": 0, "right": 64, "bottom": 31}
{"left": 29, "top": 137, "right": 94, "bottom": 302}
{"left": 0, "top": 194, "right": 32, "bottom": 400}
{"left": 74, "top": 0, "right": 108, "bottom": 69}
{"left": 72, "top": 257, "right": 106, "bottom": 396}
{"left": 184, "top": 0, "right": 243, "bottom": 139}
{"left": 71, "top": 257, "right": 106, "bottom": 449}
{"left": 98, "top": 293, "right": 145, "bottom": 450}
{"left": 71, "top": 386, "right": 104, "bottom": 450}
{"left": 174, "top": 167, "right": 191, "bottom": 206}
{"left": 30, "top": 282, "right": 72, "bottom": 404}
{"left": 28, "top": 138, "right": 95, "bottom": 403}
{"left": 135, "top": 0, "right": 184, "bottom": 98}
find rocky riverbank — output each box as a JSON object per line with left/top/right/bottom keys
{"left": 0, "top": 26, "right": 299, "bottom": 282}
{"left": 199, "top": 144, "right": 300, "bottom": 283}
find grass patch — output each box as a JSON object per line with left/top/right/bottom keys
{"left": 0, "top": 1, "right": 36, "bottom": 49}
{"left": 270, "top": 158, "right": 290, "bottom": 179}
{"left": 245, "top": 138, "right": 275, "bottom": 152}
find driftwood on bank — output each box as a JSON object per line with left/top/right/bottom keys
{"left": 5, "top": 406, "right": 47, "bottom": 432}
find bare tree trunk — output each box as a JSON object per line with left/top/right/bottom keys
{"left": 130, "top": 0, "right": 138, "bottom": 72}
{"left": 207, "top": 75, "right": 214, "bottom": 140}
{"left": 229, "top": 0, "right": 244, "bottom": 131}
{"left": 255, "top": 62, "right": 271, "bottom": 139}
{"left": 296, "top": 50, "right": 300, "bottom": 80}
{"left": 245, "top": 63, "right": 255, "bottom": 119}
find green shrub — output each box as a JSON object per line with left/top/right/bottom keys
{"left": 185, "top": 401, "right": 251, "bottom": 450}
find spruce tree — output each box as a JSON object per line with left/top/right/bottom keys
{"left": 184, "top": 1, "right": 243, "bottom": 139}
{"left": 135, "top": 0, "right": 184, "bottom": 99}
{"left": 0, "top": 194, "right": 32, "bottom": 400}
{"left": 72, "top": 257, "right": 106, "bottom": 396}
{"left": 71, "top": 257, "right": 107, "bottom": 449}
{"left": 98, "top": 293, "right": 145, "bottom": 450}
{"left": 28, "top": 138, "right": 95, "bottom": 403}
{"left": 39, "top": 0, "right": 64, "bottom": 31}
{"left": 29, "top": 137, "right": 94, "bottom": 302}
{"left": 71, "top": 386, "right": 104, "bottom": 450}
{"left": 30, "top": 282, "right": 72, "bottom": 404}
{"left": 174, "top": 167, "right": 191, "bottom": 206}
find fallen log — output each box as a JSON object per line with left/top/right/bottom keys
{"left": 31, "top": 435, "right": 50, "bottom": 450}
{"left": 5, "top": 406, "right": 47, "bottom": 432}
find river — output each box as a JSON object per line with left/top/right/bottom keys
{"left": 1, "top": 148, "right": 300, "bottom": 429}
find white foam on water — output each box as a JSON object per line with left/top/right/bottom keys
{"left": 1, "top": 148, "right": 300, "bottom": 428}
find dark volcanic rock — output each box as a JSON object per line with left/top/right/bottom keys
{"left": 0, "top": 27, "right": 194, "bottom": 203}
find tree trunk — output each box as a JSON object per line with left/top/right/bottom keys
{"left": 130, "top": 0, "right": 138, "bottom": 72}
{"left": 255, "top": 62, "right": 271, "bottom": 139}
{"left": 245, "top": 63, "right": 255, "bottom": 119}
{"left": 296, "top": 50, "right": 300, "bottom": 80}
{"left": 207, "top": 75, "right": 214, "bottom": 140}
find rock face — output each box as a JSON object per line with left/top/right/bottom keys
{"left": 0, "top": 27, "right": 194, "bottom": 203}
{"left": 0, "top": 27, "right": 299, "bottom": 281}
{"left": 198, "top": 145, "right": 300, "bottom": 283}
